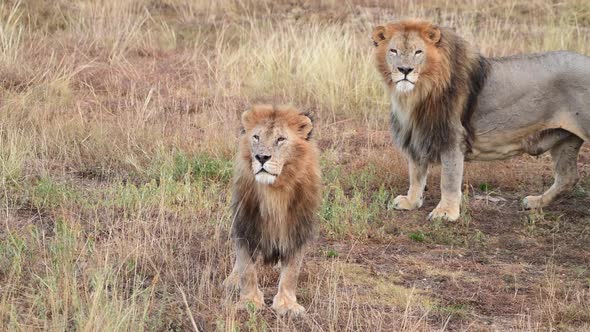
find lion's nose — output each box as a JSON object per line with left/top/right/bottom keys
{"left": 255, "top": 154, "right": 271, "bottom": 165}
{"left": 397, "top": 67, "right": 414, "bottom": 75}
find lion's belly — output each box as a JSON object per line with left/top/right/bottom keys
{"left": 467, "top": 138, "right": 525, "bottom": 161}
{"left": 466, "top": 128, "right": 573, "bottom": 161}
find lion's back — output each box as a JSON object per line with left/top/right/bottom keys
{"left": 475, "top": 51, "right": 590, "bottom": 137}
{"left": 469, "top": 51, "right": 590, "bottom": 159}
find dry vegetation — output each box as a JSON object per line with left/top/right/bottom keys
{"left": 0, "top": 0, "right": 589, "bottom": 330}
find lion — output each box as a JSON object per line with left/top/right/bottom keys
{"left": 372, "top": 20, "right": 590, "bottom": 221}
{"left": 223, "top": 104, "right": 321, "bottom": 315}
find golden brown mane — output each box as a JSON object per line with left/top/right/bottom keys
{"left": 231, "top": 105, "right": 321, "bottom": 264}
{"left": 373, "top": 20, "right": 489, "bottom": 162}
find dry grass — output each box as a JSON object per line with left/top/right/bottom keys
{"left": 1, "top": 0, "right": 589, "bottom": 330}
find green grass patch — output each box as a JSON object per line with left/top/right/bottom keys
{"left": 433, "top": 303, "right": 468, "bottom": 318}
{"left": 478, "top": 182, "right": 491, "bottom": 192}
{"left": 408, "top": 231, "right": 425, "bottom": 243}
{"left": 30, "top": 177, "right": 83, "bottom": 210}
{"left": 320, "top": 162, "right": 393, "bottom": 238}
{"left": 325, "top": 249, "right": 339, "bottom": 258}
{"left": 420, "top": 219, "right": 487, "bottom": 248}
{"left": 147, "top": 152, "right": 233, "bottom": 185}
{"left": 321, "top": 184, "right": 390, "bottom": 238}
{"left": 169, "top": 153, "right": 232, "bottom": 183}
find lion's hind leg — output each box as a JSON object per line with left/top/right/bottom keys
{"left": 523, "top": 134, "right": 583, "bottom": 209}
{"left": 271, "top": 249, "right": 306, "bottom": 316}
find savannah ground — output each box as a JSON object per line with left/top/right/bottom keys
{"left": 0, "top": 0, "right": 589, "bottom": 330}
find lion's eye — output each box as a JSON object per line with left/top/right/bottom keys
{"left": 390, "top": 49, "right": 398, "bottom": 55}
{"left": 277, "top": 137, "right": 286, "bottom": 143}
{"left": 415, "top": 50, "right": 423, "bottom": 55}
{"left": 253, "top": 135, "right": 259, "bottom": 141}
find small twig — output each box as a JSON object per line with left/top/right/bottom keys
{"left": 178, "top": 286, "right": 200, "bottom": 332}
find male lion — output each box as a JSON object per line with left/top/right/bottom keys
{"left": 372, "top": 20, "right": 590, "bottom": 221}
{"left": 224, "top": 105, "right": 321, "bottom": 315}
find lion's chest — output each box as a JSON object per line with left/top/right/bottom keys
{"left": 389, "top": 101, "right": 412, "bottom": 142}
{"left": 257, "top": 191, "right": 292, "bottom": 249}
{"left": 389, "top": 100, "right": 452, "bottom": 163}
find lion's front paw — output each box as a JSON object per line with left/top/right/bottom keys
{"left": 239, "top": 289, "right": 265, "bottom": 310}
{"left": 271, "top": 295, "right": 305, "bottom": 316}
{"left": 428, "top": 204, "right": 460, "bottom": 221}
{"left": 222, "top": 272, "right": 240, "bottom": 291}
{"left": 391, "top": 195, "right": 422, "bottom": 210}
{"left": 522, "top": 195, "right": 543, "bottom": 210}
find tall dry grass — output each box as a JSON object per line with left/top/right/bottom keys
{"left": 0, "top": 0, "right": 589, "bottom": 330}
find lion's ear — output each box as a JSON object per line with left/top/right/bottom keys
{"left": 371, "top": 25, "right": 387, "bottom": 47}
{"left": 295, "top": 113, "right": 313, "bottom": 140}
{"left": 423, "top": 25, "right": 441, "bottom": 44}
{"left": 240, "top": 109, "right": 256, "bottom": 131}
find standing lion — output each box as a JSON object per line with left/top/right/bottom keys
{"left": 224, "top": 105, "right": 321, "bottom": 316}
{"left": 372, "top": 19, "right": 590, "bottom": 221}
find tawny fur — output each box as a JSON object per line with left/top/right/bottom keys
{"left": 372, "top": 19, "right": 590, "bottom": 220}
{"left": 373, "top": 20, "right": 488, "bottom": 162}
{"left": 226, "top": 105, "right": 321, "bottom": 315}
{"left": 231, "top": 105, "right": 321, "bottom": 264}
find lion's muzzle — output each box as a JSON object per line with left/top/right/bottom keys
{"left": 252, "top": 156, "right": 280, "bottom": 185}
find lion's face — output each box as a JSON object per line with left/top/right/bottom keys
{"left": 240, "top": 105, "right": 313, "bottom": 185}
{"left": 384, "top": 33, "right": 428, "bottom": 93}
{"left": 372, "top": 21, "right": 442, "bottom": 95}
{"left": 248, "top": 123, "right": 293, "bottom": 185}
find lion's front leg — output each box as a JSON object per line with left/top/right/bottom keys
{"left": 392, "top": 158, "right": 428, "bottom": 210}
{"left": 224, "top": 243, "right": 264, "bottom": 309}
{"left": 428, "top": 146, "right": 463, "bottom": 221}
{"left": 271, "top": 249, "right": 306, "bottom": 316}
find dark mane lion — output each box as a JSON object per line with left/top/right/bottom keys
{"left": 373, "top": 20, "right": 489, "bottom": 162}
{"left": 224, "top": 105, "right": 321, "bottom": 315}
{"left": 372, "top": 19, "right": 590, "bottom": 221}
